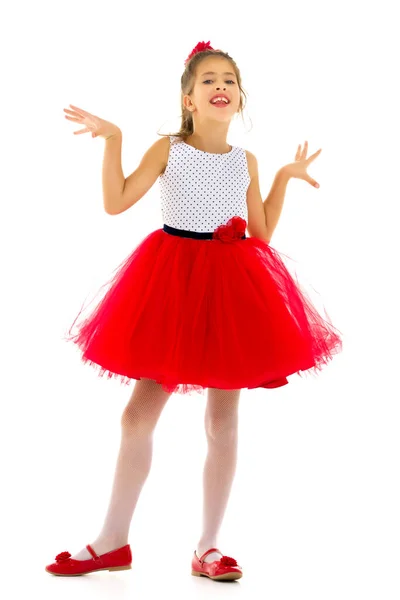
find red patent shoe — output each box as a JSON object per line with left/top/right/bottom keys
{"left": 45, "top": 543, "right": 132, "bottom": 576}
{"left": 191, "top": 547, "right": 243, "bottom": 581}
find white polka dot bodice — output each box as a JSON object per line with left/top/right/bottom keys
{"left": 158, "top": 136, "right": 250, "bottom": 232}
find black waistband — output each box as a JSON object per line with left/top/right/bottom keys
{"left": 163, "top": 224, "right": 246, "bottom": 240}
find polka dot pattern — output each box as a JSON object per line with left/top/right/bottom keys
{"left": 159, "top": 135, "right": 250, "bottom": 232}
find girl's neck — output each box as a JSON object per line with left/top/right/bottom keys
{"left": 184, "top": 133, "right": 231, "bottom": 154}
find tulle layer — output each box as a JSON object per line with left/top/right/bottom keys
{"left": 63, "top": 226, "right": 343, "bottom": 396}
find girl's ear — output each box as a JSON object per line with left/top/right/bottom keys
{"left": 183, "top": 95, "right": 191, "bottom": 110}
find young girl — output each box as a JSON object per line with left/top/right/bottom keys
{"left": 46, "top": 41, "right": 342, "bottom": 580}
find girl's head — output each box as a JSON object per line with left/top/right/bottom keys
{"left": 164, "top": 45, "right": 248, "bottom": 140}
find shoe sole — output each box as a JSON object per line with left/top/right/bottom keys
{"left": 191, "top": 569, "right": 242, "bottom": 580}
{"left": 45, "top": 564, "right": 132, "bottom": 576}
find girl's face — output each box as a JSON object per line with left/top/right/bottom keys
{"left": 184, "top": 58, "right": 240, "bottom": 122}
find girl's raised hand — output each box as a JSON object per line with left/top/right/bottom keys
{"left": 281, "top": 141, "right": 322, "bottom": 188}
{"left": 63, "top": 104, "right": 121, "bottom": 140}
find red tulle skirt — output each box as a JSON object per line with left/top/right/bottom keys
{"left": 63, "top": 216, "right": 343, "bottom": 396}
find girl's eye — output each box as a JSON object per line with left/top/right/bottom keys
{"left": 203, "top": 79, "right": 236, "bottom": 84}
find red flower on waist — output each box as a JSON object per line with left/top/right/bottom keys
{"left": 212, "top": 216, "right": 247, "bottom": 243}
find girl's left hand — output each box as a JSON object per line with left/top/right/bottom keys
{"left": 281, "top": 141, "right": 322, "bottom": 188}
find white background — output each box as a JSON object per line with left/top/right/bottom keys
{"left": 1, "top": 0, "right": 399, "bottom": 598}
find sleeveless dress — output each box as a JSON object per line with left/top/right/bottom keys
{"left": 64, "top": 135, "right": 343, "bottom": 396}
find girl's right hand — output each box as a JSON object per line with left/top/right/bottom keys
{"left": 63, "top": 104, "right": 121, "bottom": 140}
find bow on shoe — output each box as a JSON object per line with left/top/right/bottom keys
{"left": 55, "top": 551, "right": 72, "bottom": 563}
{"left": 219, "top": 555, "right": 238, "bottom": 566}
{"left": 213, "top": 216, "right": 247, "bottom": 243}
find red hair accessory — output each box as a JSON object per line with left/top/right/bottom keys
{"left": 185, "top": 40, "right": 219, "bottom": 65}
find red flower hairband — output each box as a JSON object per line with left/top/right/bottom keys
{"left": 185, "top": 40, "right": 221, "bottom": 65}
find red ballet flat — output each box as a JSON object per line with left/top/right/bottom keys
{"left": 45, "top": 543, "right": 132, "bottom": 576}
{"left": 191, "top": 547, "right": 243, "bottom": 581}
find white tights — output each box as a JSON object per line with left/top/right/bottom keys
{"left": 71, "top": 377, "right": 240, "bottom": 562}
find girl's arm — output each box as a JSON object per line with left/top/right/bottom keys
{"left": 102, "top": 130, "right": 125, "bottom": 214}
{"left": 263, "top": 168, "right": 291, "bottom": 241}
{"left": 245, "top": 151, "right": 270, "bottom": 242}
{"left": 246, "top": 152, "right": 291, "bottom": 243}
{"left": 263, "top": 141, "right": 320, "bottom": 236}
{"left": 104, "top": 136, "right": 169, "bottom": 215}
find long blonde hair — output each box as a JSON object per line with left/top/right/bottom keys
{"left": 158, "top": 48, "right": 249, "bottom": 141}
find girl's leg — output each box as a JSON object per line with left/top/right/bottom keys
{"left": 196, "top": 387, "right": 241, "bottom": 562}
{"left": 71, "top": 377, "right": 172, "bottom": 560}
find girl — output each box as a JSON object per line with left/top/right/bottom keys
{"left": 46, "top": 41, "right": 342, "bottom": 580}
